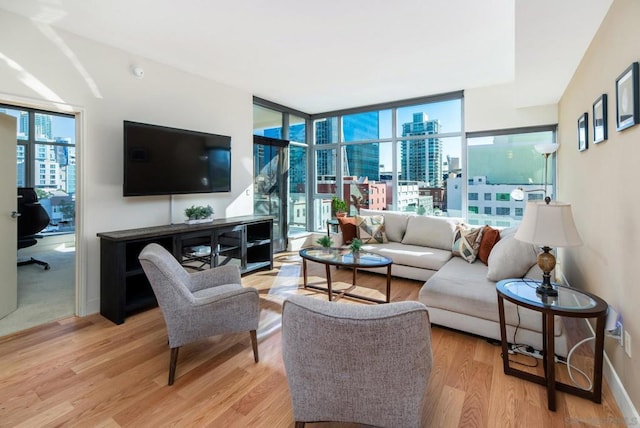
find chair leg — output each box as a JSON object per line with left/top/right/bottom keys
{"left": 295, "top": 422, "right": 305, "bottom": 428}
{"left": 250, "top": 330, "right": 259, "bottom": 363}
{"left": 18, "top": 257, "right": 50, "bottom": 270}
{"left": 168, "top": 347, "right": 179, "bottom": 385}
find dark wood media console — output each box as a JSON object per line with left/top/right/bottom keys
{"left": 97, "top": 215, "right": 273, "bottom": 324}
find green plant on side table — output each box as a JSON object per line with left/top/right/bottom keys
{"left": 331, "top": 196, "right": 348, "bottom": 217}
{"left": 184, "top": 205, "right": 214, "bottom": 224}
{"left": 349, "top": 238, "right": 362, "bottom": 254}
{"left": 316, "top": 235, "right": 333, "bottom": 248}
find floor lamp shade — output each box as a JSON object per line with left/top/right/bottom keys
{"left": 515, "top": 201, "right": 582, "bottom": 296}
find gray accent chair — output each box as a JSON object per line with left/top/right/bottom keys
{"left": 138, "top": 243, "right": 260, "bottom": 385}
{"left": 281, "top": 295, "right": 433, "bottom": 428}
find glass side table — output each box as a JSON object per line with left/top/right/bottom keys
{"left": 496, "top": 279, "right": 608, "bottom": 411}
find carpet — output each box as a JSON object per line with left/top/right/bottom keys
{"left": 0, "top": 240, "right": 75, "bottom": 337}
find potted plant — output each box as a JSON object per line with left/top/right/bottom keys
{"left": 349, "top": 238, "right": 362, "bottom": 254}
{"left": 184, "top": 205, "right": 214, "bottom": 224}
{"left": 316, "top": 235, "right": 333, "bottom": 248}
{"left": 332, "top": 196, "right": 348, "bottom": 217}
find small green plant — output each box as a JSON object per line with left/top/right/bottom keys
{"left": 349, "top": 238, "right": 362, "bottom": 253}
{"left": 184, "top": 205, "right": 214, "bottom": 220}
{"left": 332, "top": 196, "right": 348, "bottom": 215}
{"left": 416, "top": 205, "right": 426, "bottom": 216}
{"left": 316, "top": 235, "right": 333, "bottom": 248}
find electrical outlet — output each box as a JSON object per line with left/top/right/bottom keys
{"left": 624, "top": 331, "right": 632, "bottom": 357}
{"left": 619, "top": 323, "right": 624, "bottom": 347}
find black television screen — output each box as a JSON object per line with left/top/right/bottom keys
{"left": 123, "top": 121, "right": 231, "bottom": 196}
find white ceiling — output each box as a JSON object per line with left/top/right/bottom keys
{"left": 0, "top": 0, "right": 613, "bottom": 114}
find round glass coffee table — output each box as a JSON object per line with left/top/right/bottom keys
{"left": 299, "top": 247, "right": 392, "bottom": 303}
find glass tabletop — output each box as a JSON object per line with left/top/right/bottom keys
{"left": 299, "top": 247, "right": 392, "bottom": 268}
{"left": 496, "top": 279, "right": 607, "bottom": 313}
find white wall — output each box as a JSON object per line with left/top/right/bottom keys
{"left": 558, "top": 0, "right": 640, "bottom": 414}
{"left": 465, "top": 82, "right": 557, "bottom": 132}
{"left": 0, "top": 9, "right": 255, "bottom": 315}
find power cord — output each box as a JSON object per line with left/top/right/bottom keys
{"left": 556, "top": 336, "right": 594, "bottom": 391}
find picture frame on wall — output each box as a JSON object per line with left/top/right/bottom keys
{"left": 615, "top": 62, "right": 639, "bottom": 131}
{"left": 578, "top": 112, "right": 588, "bottom": 152}
{"left": 592, "top": 94, "right": 608, "bottom": 143}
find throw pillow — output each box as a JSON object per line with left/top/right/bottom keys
{"left": 478, "top": 225, "right": 500, "bottom": 265}
{"left": 337, "top": 217, "right": 357, "bottom": 244}
{"left": 381, "top": 212, "right": 411, "bottom": 242}
{"left": 355, "top": 215, "right": 388, "bottom": 244}
{"left": 452, "top": 224, "right": 484, "bottom": 263}
{"left": 486, "top": 234, "right": 539, "bottom": 281}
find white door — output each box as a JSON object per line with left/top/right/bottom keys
{"left": 0, "top": 113, "right": 17, "bottom": 319}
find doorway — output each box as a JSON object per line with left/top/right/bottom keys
{"left": 0, "top": 104, "right": 77, "bottom": 336}
{"left": 253, "top": 135, "right": 289, "bottom": 252}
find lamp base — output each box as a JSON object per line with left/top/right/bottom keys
{"left": 535, "top": 247, "right": 558, "bottom": 297}
{"left": 536, "top": 283, "right": 558, "bottom": 297}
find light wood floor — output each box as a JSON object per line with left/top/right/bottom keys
{"left": 0, "top": 252, "right": 624, "bottom": 427}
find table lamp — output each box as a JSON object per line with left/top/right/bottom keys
{"left": 515, "top": 200, "right": 582, "bottom": 296}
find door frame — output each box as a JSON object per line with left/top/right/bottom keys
{"left": 1, "top": 92, "right": 86, "bottom": 317}
{"left": 253, "top": 135, "right": 289, "bottom": 252}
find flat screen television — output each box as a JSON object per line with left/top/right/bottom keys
{"left": 123, "top": 121, "right": 231, "bottom": 196}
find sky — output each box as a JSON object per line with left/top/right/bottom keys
{"left": 0, "top": 107, "right": 75, "bottom": 144}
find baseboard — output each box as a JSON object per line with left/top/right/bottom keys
{"left": 602, "top": 352, "right": 640, "bottom": 426}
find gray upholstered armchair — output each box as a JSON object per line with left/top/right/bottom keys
{"left": 138, "top": 243, "right": 260, "bottom": 385}
{"left": 281, "top": 295, "right": 433, "bottom": 428}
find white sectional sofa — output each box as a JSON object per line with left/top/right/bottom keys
{"left": 341, "top": 208, "right": 568, "bottom": 355}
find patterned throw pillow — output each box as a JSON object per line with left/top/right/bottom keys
{"left": 452, "top": 224, "right": 484, "bottom": 263}
{"left": 355, "top": 215, "right": 388, "bottom": 244}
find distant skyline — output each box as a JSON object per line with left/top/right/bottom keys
{"left": 0, "top": 107, "right": 75, "bottom": 144}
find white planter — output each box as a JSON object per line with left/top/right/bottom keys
{"left": 185, "top": 218, "right": 214, "bottom": 225}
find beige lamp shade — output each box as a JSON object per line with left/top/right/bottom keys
{"left": 515, "top": 201, "right": 583, "bottom": 247}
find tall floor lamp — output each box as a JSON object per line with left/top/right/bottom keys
{"left": 510, "top": 143, "right": 559, "bottom": 202}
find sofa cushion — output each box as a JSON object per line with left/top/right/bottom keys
{"left": 337, "top": 217, "right": 357, "bottom": 244}
{"left": 452, "top": 225, "right": 484, "bottom": 263}
{"left": 478, "top": 225, "right": 500, "bottom": 265}
{"left": 401, "top": 216, "right": 457, "bottom": 251}
{"left": 355, "top": 215, "right": 388, "bottom": 244}
{"left": 421, "top": 257, "right": 561, "bottom": 335}
{"left": 486, "top": 229, "right": 538, "bottom": 281}
{"left": 361, "top": 242, "right": 452, "bottom": 271}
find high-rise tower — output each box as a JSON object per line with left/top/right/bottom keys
{"left": 400, "top": 112, "right": 443, "bottom": 187}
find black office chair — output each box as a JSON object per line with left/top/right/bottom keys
{"left": 17, "top": 187, "right": 51, "bottom": 270}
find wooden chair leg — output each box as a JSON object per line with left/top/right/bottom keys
{"left": 295, "top": 422, "right": 305, "bottom": 428}
{"left": 250, "top": 330, "right": 259, "bottom": 363}
{"left": 168, "top": 347, "right": 179, "bottom": 385}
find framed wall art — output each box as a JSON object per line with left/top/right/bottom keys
{"left": 578, "top": 112, "right": 588, "bottom": 151}
{"left": 592, "top": 94, "right": 607, "bottom": 143}
{"left": 615, "top": 62, "right": 639, "bottom": 131}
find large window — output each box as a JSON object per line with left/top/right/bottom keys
{"left": 309, "top": 93, "right": 463, "bottom": 231}
{"left": 253, "top": 94, "right": 557, "bottom": 235}
{"left": 1, "top": 104, "right": 76, "bottom": 234}
{"left": 466, "top": 128, "right": 557, "bottom": 227}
